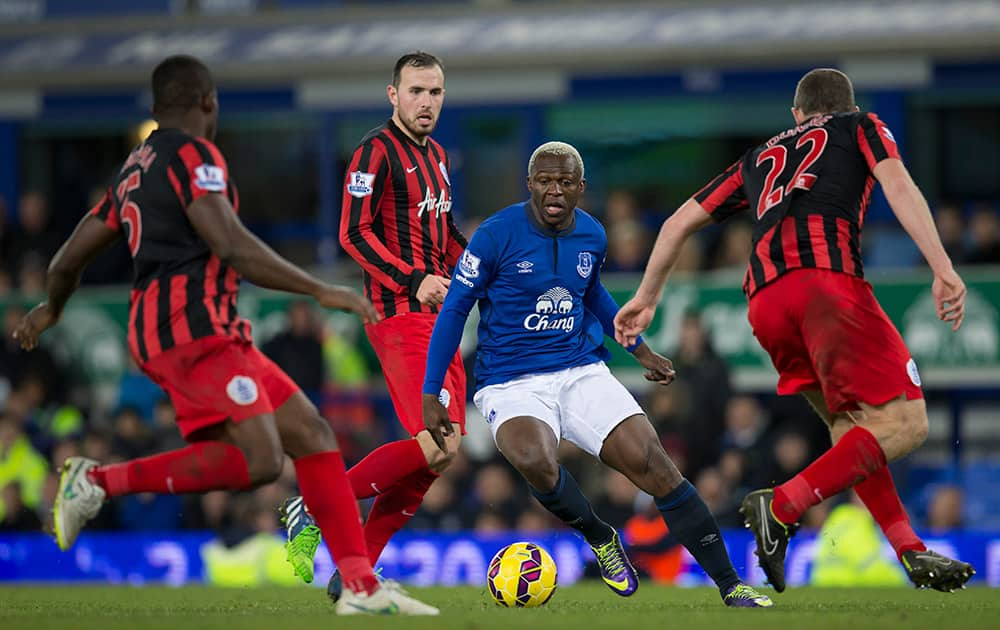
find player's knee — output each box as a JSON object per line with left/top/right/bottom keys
{"left": 246, "top": 445, "right": 284, "bottom": 486}
{"left": 637, "top": 445, "right": 682, "bottom": 496}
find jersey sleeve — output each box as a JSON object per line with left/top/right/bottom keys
{"left": 422, "top": 227, "right": 497, "bottom": 395}
{"left": 339, "top": 140, "right": 424, "bottom": 295}
{"left": 693, "top": 157, "right": 750, "bottom": 222}
{"left": 88, "top": 187, "right": 121, "bottom": 231}
{"left": 856, "top": 112, "right": 902, "bottom": 170}
{"left": 167, "top": 138, "right": 230, "bottom": 210}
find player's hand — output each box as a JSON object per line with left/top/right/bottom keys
{"left": 416, "top": 275, "right": 451, "bottom": 307}
{"left": 422, "top": 392, "right": 453, "bottom": 453}
{"left": 315, "top": 285, "right": 381, "bottom": 324}
{"left": 932, "top": 268, "right": 966, "bottom": 332}
{"left": 13, "top": 302, "right": 59, "bottom": 351}
{"left": 632, "top": 342, "right": 676, "bottom": 386}
{"left": 614, "top": 297, "right": 657, "bottom": 348}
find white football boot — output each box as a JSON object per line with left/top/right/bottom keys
{"left": 336, "top": 579, "right": 439, "bottom": 616}
{"left": 53, "top": 457, "right": 106, "bottom": 551}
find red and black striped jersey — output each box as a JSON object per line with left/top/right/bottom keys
{"left": 89, "top": 127, "right": 250, "bottom": 364}
{"left": 695, "top": 111, "right": 900, "bottom": 296}
{"left": 339, "top": 119, "right": 467, "bottom": 319}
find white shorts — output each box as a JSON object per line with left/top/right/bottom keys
{"left": 473, "top": 361, "right": 644, "bottom": 458}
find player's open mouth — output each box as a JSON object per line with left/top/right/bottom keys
{"left": 544, "top": 203, "right": 564, "bottom": 215}
{"left": 417, "top": 114, "right": 433, "bottom": 124}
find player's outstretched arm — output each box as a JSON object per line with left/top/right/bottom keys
{"left": 874, "top": 159, "right": 966, "bottom": 330}
{"left": 14, "top": 214, "right": 120, "bottom": 351}
{"left": 630, "top": 342, "right": 676, "bottom": 386}
{"left": 187, "top": 193, "right": 378, "bottom": 324}
{"left": 614, "top": 199, "right": 712, "bottom": 346}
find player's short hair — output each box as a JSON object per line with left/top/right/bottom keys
{"left": 793, "top": 68, "right": 855, "bottom": 116}
{"left": 151, "top": 55, "right": 215, "bottom": 116}
{"left": 392, "top": 51, "right": 445, "bottom": 87}
{"left": 528, "top": 141, "right": 585, "bottom": 179}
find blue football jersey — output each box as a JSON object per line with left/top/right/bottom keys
{"left": 425, "top": 202, "right": 631, "bottom": 393}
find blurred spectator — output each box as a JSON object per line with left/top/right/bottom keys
{"left": 262, "top": 300, "right": 325, "bottom": 397}
{"left": 672, "top": 236, "right": 704, "bottom": 273}
{"left": 0, "top": 415, "right": 47, "bottom": 522}
{"left": 9, "top": 191, "right": 60, "bottom": 279}
{"left": 966, "top": 204, "right": 1000, "bottom": 264}
{"left": 151, "top": 397, "right": 185, "bottom": 452}
{"left": 1, "top": 305, "right": 66, "bottom": 406}
{"left": 110, "top": 406, "right": 152, "bottom": 459}
{"left": 0, "top": 481, "right": 42, "bottom": 531}
{"left": 934, "top": 202, "right": 967, "bottom": 264}
{"left": 671, "top": 310, "right": 731, "bottom": 475}
{"left": 605, "top": 220, "right": 652, "bottom": 272}
{"left": 927, "top": 484, "right": 964, "bottom": 531}
{"left": 694, "top": 466, "right": 741, "bottom": 528}
{"left": 118, "top": 491, "right": 184, "bottom": 531}
{"left": 604, "top": 189, "right": 641, "bottom": 224}
{"left": 406, "top": 476, "right": 464, "bottom": 532}
{"left": 712, "top": 219, "right": 753, "bottom": 271}
{"left": 758, "top": 430, "right": 811, "bottom": 488}
{"left": 473, "top": 510, "right": 508, "bottom": 533}
{"left": 810, "top": 492, "right": 906, "bottom": 586}
{"left": 0, "top": 194, "right": 13, "bottom": 272}
{"left": 515, "top": 502, "right": 560, "bottom": 532}
{"left": 0, "top": 268, "right": 11, "bottom": 296}
{"left": 623, "top": 498, "right": 683, "bottom": 584}
{"left": 17, "top": 252, "right": 47, "bottom": 295}
{"left": 466, "top": 461, "right": 524, "bottom": 528}
{"left": 116, "top": 357, "right": 165, "bottom": 423}
{"left": 592, "top": 469, "right": 640, "bottom": 530}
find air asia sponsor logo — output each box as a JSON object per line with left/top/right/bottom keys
{"left": 193, "top": 164, "right": 226, "bottom": 192}
{"left": 577, "top": 252, "right": 593, "bottom": 278}
{"left": 417, "top": 186, "right": 452, "bottom": 218}
{"left": 524, "top": 287, "right": 575, "bottom": 332}
{"left": 347, "top": 171, "right": 375, "bottom": 197}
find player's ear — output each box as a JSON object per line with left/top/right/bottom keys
{"left": 578, "top": 178, "right": 586, "bottom": 193}
{"left": 387, "top": 85, "right": 398, "bottom": 107}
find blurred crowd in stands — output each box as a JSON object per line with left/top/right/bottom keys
{"left": 0, "top": 188, "right": 987, "bottom": 580}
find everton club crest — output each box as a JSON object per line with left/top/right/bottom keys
{"left": 577, "top": 252, "right": 593, "bottom": 278}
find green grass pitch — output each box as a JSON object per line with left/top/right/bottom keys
{"left": 1, "top": 583, "right": 996, "bottom": 630}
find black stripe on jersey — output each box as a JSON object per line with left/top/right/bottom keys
{"left": 401, "top": 142, "right": 439, "bottom": 283}
{"left": 859, "top": 116, "right": 891, "bottom": 162}
{"left": 748, "top": 252, "right": 765, "bottom": 293}
{"left": 369, "top": 199, "right": 398, "bottom": 319}
{"left": 381, "top": 136, "right": 422, "bottom": 313}
{"left": 191, "top": 140, "right": 218, "bottom": 166}
{"left": 133, "top": 295, "right": 149, "bottom": 363}
{"left": 426, "top": 142, "right": 451, "bottom": 275}
{"left": 169, "top": 154, "right": 194, "bottom": 207}
{"left": 848, "top": 221, "right": 863, "bottom": 276}
{"left": 156, "top": 280, "right": 175, "bottom": 351}
{"left": 823, "top": 216, "right": 844, "bottom": 273}
{"left": 796, "top": 216, "right": 816, "bottom": 268}
{"left": 186, "top": 270, "right": 216, "bottom": 340}
{"left": 769, "top": 223, "right": 786, "bottom": 275}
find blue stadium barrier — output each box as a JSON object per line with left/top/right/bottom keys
{"left": 1, "top": 530, "right": 996, "bottom": 587}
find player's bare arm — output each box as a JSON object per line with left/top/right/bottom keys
{"left": 874, "top": 158, "right": 967, "bottom": 330}
{"left": 630, "top": 342, "right": 676, "bottom": 386}
{"left": 615, "top": 199, "right": 713, "bottom": 346}
{"left": 187, "top": 192, "right": 378, "bottom": 324}
{"left": 421, "top": 392, "right": 453, "bottom": 453}
{"left": 14, "top": 214, "right": 121, "bottom": 351}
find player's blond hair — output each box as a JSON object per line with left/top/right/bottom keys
{"left": 528, "top": 141, "right": 585, "bottom": 179}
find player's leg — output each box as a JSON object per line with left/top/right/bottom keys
{"left": 598, "top": 414, "right": 771, "bottom": 607}
{"left": 272, "top": 388, "right": 437, "bottom": 614}
{"left": 55, "top": 412, "right": 281, "bottom": 552}
{"left": 799, "top": 391, "right": 973, "bottom": 591}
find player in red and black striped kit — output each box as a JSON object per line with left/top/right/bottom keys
{"left": 615, "top": 69, "right": 974, "bottom": 594}
{"left": 13, "top": 55, "right": 436, "bottom": 615}
{"left": 282, "top": 51, "right": 469, "bottom": 600}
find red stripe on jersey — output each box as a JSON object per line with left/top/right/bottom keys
{"left": 202, "top": 256, "right": 226, "bottom": 336}
{"left": 755, "top": 226, "right": 778, "bottom": 284}
{"left": 744, "top": 269, "right": 757, "bottom": 297}
{"left": 697, "top": 164, "right": 745, "bottom": 216}
{"left": 167, "top": 166, "right": 185, "bottom": 207}
{"left": 836, "top": 218, "right": 856, "bottom": 275}
{"left": 142, "top": 280, "right": 163, "bottom": 358}
{"left": 859, "top": 175, "right": 875, "bottom": 228}
{"left": 808, "top": 215, "right": 832, "bottom": 268}
{"left": 221, "top": 267, "right": 239, "bottom": 325}
{"left": 195, "top": 138, "right": 228, "bottom": 179}
{"left": 128, "top": 289, "right": 142, "bottom": 362}
{"left": 178, "top": 143, "right": 204, "bottom": 203}
{"left": 856, "top": 125, "right": 878, "bottom": 171}
{"left": 169, "top": 275, "right": 193, "bottom": 346}
{"left": 781, "top": 217, "right": 802, "bottom": 268}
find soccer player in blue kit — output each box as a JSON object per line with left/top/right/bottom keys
{"left": 421, "top": 142, "right": 772, "bottom": 607}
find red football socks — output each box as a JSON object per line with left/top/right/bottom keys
{"left": 362, "top": 467, "right": 438, "bottom": 564}
{"left": 853, "top": 465, "right": 926, "bottom": 560}
{"left": 772, "top": 425, "right": 887, "bottom": 524}
{"left": 294, "top": 450, "right": 378, "bottom": 595}
{"left": 347, "top": 438, "right": 428, "bottom": 499}
{"left": 87, "top": 441, "right": 251, "bottom": 497}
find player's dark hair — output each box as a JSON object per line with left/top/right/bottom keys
{"left": 392, "top": 51, "right": 444, "bottom": 87}
{"left": 151, "top": 55, "right": 215, "bottom": 116}
{"left": 793, "top": 68, "right": 855, "bottom": 116}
